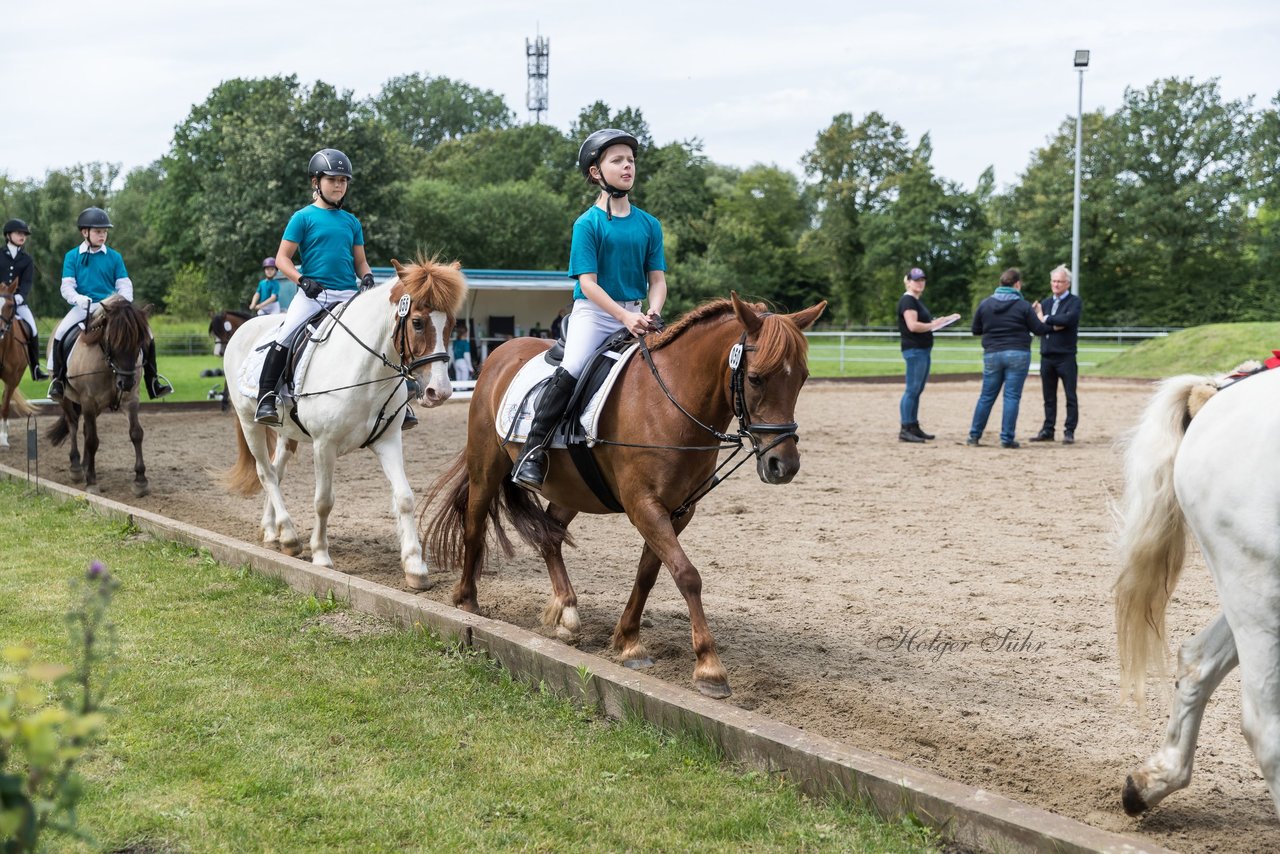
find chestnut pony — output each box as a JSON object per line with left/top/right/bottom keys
{"left": 222, "top": 258, "right": 465, "bottom": 590}
{"left": 0, "top": 278, "right": 37, "bottom": 449}
{"left": 208, "top": 309, "right": 251, "bottom": 356}
{"left": 45, "top": 295, "right": 153, "bottom": 496}
{"left": 425, "top": 293, "right": 826, "bottom": 698}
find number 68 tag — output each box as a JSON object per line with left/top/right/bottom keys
{"left": 397, "top": 294, "right": 411, "bottom": 317}
{"left": 728, "top": 343, "right": 743, "bottom": 370}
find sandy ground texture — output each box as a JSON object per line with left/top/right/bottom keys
{"left": 13, "top": 378, "right": 1277, "bottom": 853}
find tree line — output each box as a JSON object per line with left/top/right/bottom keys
{"left": 2, "top": 73, "right": 1276, "bottom": 327}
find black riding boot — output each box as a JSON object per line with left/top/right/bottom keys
{"left": 254, "top": 344, "right": 289, "bottom": 426}
{"left": 47, "top": 342, "right": 67, "bottom": 400}
{"left": 512, "top": 368, "right": 577, "bottom": 491}
{"left": 401, "top": 406, "right": 418, "bottom": 430}
{"left": 27, "top": 333, "right": 48, "bottom": 381}
{"left": 142, "top": 339, "right": 173, "bottom": 399}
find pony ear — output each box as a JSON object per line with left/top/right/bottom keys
{"left": 788, "top": 300, "right": 827, "bottom": 332}
{"left": 388, "top": 281, "right": 406, "bottom": 305}
{"left": 391, "top": 259, "right": 405, "bottom": 275}
{"left": 731, "top": 291, "right": 764, "bottom": 334}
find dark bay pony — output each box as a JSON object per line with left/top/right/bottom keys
{"left": 46, "top": 295, "right": 153, "bottom": 496}
{"left": 425, "top": 293, "right": 826, "bottom": 698}
{"left": 208, "top": 309, "right": 251, "bottom": 357}
{"left": 1, "top": 278, "right": 37, "bottom": 449}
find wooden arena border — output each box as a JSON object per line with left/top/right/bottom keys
{"left": 2, "top": 462, "right": 1169, "bottom": 854}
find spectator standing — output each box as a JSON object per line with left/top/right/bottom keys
{"left": 1029, "top": 265, "right": 1081, "bottom": 444}
{"left": 966, "top": 268, "right": 1052, "bottom": 448}
{"left": 896, "top": 267, "right": 959, "bottom": 443}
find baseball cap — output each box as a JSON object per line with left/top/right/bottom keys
{"left": 907, "top": 267, "right": 926, "bottom": 281}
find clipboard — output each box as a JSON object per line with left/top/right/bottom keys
{"left": 933, "top": 315, "right": 960, "bottom": 331}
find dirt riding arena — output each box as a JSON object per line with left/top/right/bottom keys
{"left": 15, "top": 379, "right": 1274, "bottom": 852}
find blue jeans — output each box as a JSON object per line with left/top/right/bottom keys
{"left": 969, "top": 349, "right": 1031, "bottom": 444}
{"left": 900, "top": 347, "right": 931, "bottom": 424}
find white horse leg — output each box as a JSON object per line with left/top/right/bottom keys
{"left": 244, "top": 423, "right": 301, "bottom": 555}
{"left": 260, "top": 436, "right": 296, "bottom": 544}
{"left": 370, "top": 434, "right": 428, "bottom": 590}
{"left": 1123, "top": 613, "right": 1238, "bottom": 814}
{"left": 0, "top": 416, "right": 8, "bottom": 449}
{"left": 309, "top": 441, "right": 337, "bottom": 568}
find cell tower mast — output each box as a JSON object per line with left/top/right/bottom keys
{"left": 526, "top": 33, "right": 549, "bottom": 124}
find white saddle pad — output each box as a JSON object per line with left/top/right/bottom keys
{"left": 236, "top": 317, "right": 329, "bottom": 402}
{"left": 496, "top": 344, "right": 639, "bottom": 444}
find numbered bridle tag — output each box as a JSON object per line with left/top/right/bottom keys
{"left": 397, "top": 295, "right": 411, "bottom": 317}
{"left": 728, "top": 343, "right": 744, "bottom": 370}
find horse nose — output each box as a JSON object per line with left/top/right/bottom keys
{"left": 760, "top": 450, "right": 799, "bottom": 485}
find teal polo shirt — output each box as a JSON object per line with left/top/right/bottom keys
{"left": 281, "top": 205, "right": 365, "bottom": 290}
{"left": 568, "top": 205, "right": 665, "bottom": 302}
{"left": 62, "top": 246, "right": 128, "bottom": 301}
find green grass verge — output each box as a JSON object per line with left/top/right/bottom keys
{"left": 14, "top": 355, "right": 227, "bottom": 404}
{"left": 0, "top": 479, "right": 938, "bottom": 853}
{"left": 1090, "top": 322, "right": 1280, "bottom": 378}
{"left": 805, "top": 335, "right": 1133, "bottom": 378}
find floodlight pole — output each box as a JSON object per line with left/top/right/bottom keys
{"left": 1071, "top": 50, "right": 1089, "bottom": 298}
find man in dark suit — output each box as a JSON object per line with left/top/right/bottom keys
{"left": 1030, "top": 265, "right": 1081, "bottom": 444}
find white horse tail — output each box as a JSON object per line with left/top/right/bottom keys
{"left": 1115, "top": 374, "right": 1216, "bottom": 707}
{"left": 223, "top": 418, "right": 280, "bottom": 497}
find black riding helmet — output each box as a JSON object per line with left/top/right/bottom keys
{"left": 577, "top": 129, "right": 639, "bottom": 219}
{"left": 308, "top": 148, "right": 353, "bottom": 210}
{"left": 76, "top": 207, "right": 113, "bottom": 229}
{"left": 3, "top": 219, "right": 31, "bottom": 238}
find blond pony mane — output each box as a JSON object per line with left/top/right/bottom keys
{"left": 650, "top": 298, "right": 809, "bottom": 375}
{"left": 392, "top": 255, "right": 467, "bottom": 314}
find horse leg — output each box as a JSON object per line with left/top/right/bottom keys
{"left": 538, "top": 503, "right": 581, "bottom": 643}
{"left": 63, "top": 402, "right": 83, "bottom": 481}
{"left": 309, "top": 441, "right": 338, "bottom": 568}
{"left": 1122, "top": 613, "right": 1237, "bottom": 815}
{"left": 128, "top": 403, "right": 148, "bottom": 497}
{"left": 243, "top": 422, "right": 301, "bottom": 555}
{"left": 0, "top": 384, "right": 11, "bottom": 448}
{"left": 261, "top": 436, "right": 296, "bottom": 545}
{"left": 451, "top": 442, "right": 508, "bottom": 614}
{"left": 612, "top": 507, "right": 696, "bottom": 670}
{"left": 370, "top": 435, "right": 429, "bottom": 590}
{"left": 629, "top": 501, "right": 729, "bottom": 698}
{"left": 82, "top": 411, "right": 100, "bottom": 494}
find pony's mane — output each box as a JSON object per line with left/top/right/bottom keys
{"left": 650, "top": 298, "right": 809, "bottom": 375}
{"left": 84, "top": 296, "right": 150, "bottom": 354}
{"left": 393, "top": 255, "right": 467, "bottom": 314}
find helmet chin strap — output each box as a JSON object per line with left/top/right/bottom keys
{"left": 592, "top": 168, "right": 628, "bottom": 220}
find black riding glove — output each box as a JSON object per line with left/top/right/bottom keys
{"left": 299, "top": 276, "right": 323, "bottom": 299}
{"left": 359, "top": 273, "right": 376, "bottom": 292}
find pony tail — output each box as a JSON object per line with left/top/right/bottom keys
{"left": 1114, "top": 375, "right": 1210, "bottom": 708}
{"left": 222, "top": 418, "right": 268, "bottom": 497}
{"left": 7, "top": 389, "right": 34, "bottom": 418}
{"left": 46, "top": 411, "right": 71, "bottom": 446}
{"left": 422, "top": 451, "right": 475, "bottom": 573}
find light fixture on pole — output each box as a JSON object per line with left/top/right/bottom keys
{"left": 1071, "top": 49, "right": 1089, "bottom": 298}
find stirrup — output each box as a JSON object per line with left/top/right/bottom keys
{"left": 31, "top": 365, "right": 49, "bottom": 381}
{"left": 147, "top": 375, "right": 174, "bottom": 399}
{"left": 254, "top": 393, "right": 283, "bottom": 426}
{"left": 47, "top": 379, "right": 65, "bottom": 401}
{"left": 401, "top": 407, "right": 418, "bottom": 431}
{"left": 511, "top": 448, "right": 548, "bottom": 492}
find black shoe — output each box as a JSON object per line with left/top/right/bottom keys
{"left": 146, "top": 376, "right": 174, "bottom": 399}
{"left": 899, "top": 427, "right": 926, "bottom": 443}
{"left": 966, "top": 437, "right": 980, "bottom": 446}
{"left": 47, "top": 378, "right": 65, "bottom": 401}
{"left": 1029, "top": 430, "right": 1054, "bottom": 442}
{"left": 909, "top": 423, "right": 935, "bottom": 440}
{"left": 255, "top": 392, "right": 282, "bottom": 426}
{"left": 30, "top": 364, "right": 49, "bottom": 381}
{"left": 512, "top": 368, "right": 578, "bottom": 492}
{"left": 401, "top": 406, "right": 418, "bottom": 431}
{"left": 1001, "top": 440, "right": 1021, "bottom": 449}
{"left": 1063, "top": 432, "right": 1075, "bottom": 445}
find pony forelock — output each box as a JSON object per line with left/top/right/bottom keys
{"left": 394, "top": 255, "right": 467, "bottom": 314}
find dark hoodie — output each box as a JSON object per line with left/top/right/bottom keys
{"left": 971, "top": 287, "right": 1052, "bottom": 352}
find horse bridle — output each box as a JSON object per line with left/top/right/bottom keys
{"left": 390, "top": 294, "right": 450, "bottom": 395}
{"left": 727, "top": 327, "right": 800, "bottom": 455}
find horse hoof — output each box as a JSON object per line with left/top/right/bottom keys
{"left": 555, "top": 625, "right": 581, "bottom": 645}
{"left": 1121, "top": 775, "right": 1149, "bottom": 816}
{"left": 404, "top": 572, "right": 432, "bottom": 592}
{"left": 133, "top": 483, "right": 150, "bottom": 498}
{"left": 622, "top": 656, "right": 654, "bottom": 670}
{"left": 311, "top": 552, "right": 334, "bottom": 568}
{"left": 694, "top": 678, "right": 732, "bottom": 699}
{"left": 86, "top": 485, "right": 101, "bottom": 496}
{"left": 454, "top": 599, "right": 479, "bottom": 615}
{"left": 280, "top": 540, "right": 303, "bottom": 557}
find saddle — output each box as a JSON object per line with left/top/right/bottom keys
{"left": 239, "top": 304, "right": 350, "bottom": 404}
{"left": 497, "top": 330, "right": 641, "bottom": 511}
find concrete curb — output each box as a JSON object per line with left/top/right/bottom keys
{"left": 1, "top": 462, "right": 1170, "bottom": 854}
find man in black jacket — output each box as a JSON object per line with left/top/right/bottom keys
{"left": 967, "top": 268, "right": 1053, "bottom": 448}
{"left": 1029, "top": 265, "right": 1081, "bottom": 444}
{"left": 2, "top": 219, "right": 49, "bottom": 380}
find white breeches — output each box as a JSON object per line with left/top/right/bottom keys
{"left": 52, "top": 304, "right": 90, "bottom": 343}
{"left": 453, "top": 353, "right": 473, "bottom": 381}
{"left": 256, "top": 303, "right": 281, "bottom": 316}
{"left": 0, "top": 300, "right": 36, "bottom": 337}
{"left": 559, "top": 298, "right": 637, "bottom": 379}
{"left": 269, "top": 289, "right": 355, "bottom": 346}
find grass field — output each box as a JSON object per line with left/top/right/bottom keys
{"left": 0, "top": 478, "right": 937, "bottom": 853}
{"left": 1090, "top": 322, "right": 1280, "bottom": 378}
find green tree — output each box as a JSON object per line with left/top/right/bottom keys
{"left": 421, "top": 124, "right": 577, "bottom": 195}
{"left": 569, "top": 102, "right": 653, "bottom": 151}
{"left": 371, "top": 73, "right": 514, "bottom": 153}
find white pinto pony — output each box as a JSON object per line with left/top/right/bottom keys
{"left": 222, "top": 257, "right": 466, "bottom": 590}
{"left": 1116, "top": 366, "right": 1280, "bottom": 818}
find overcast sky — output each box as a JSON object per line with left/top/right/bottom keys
{"left": 6, "top": 0, "right": 1278, "bottom": 192}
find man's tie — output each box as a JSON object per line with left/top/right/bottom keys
{"left": 1051, "top": 297, "right": 1060, "bottom": 316}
